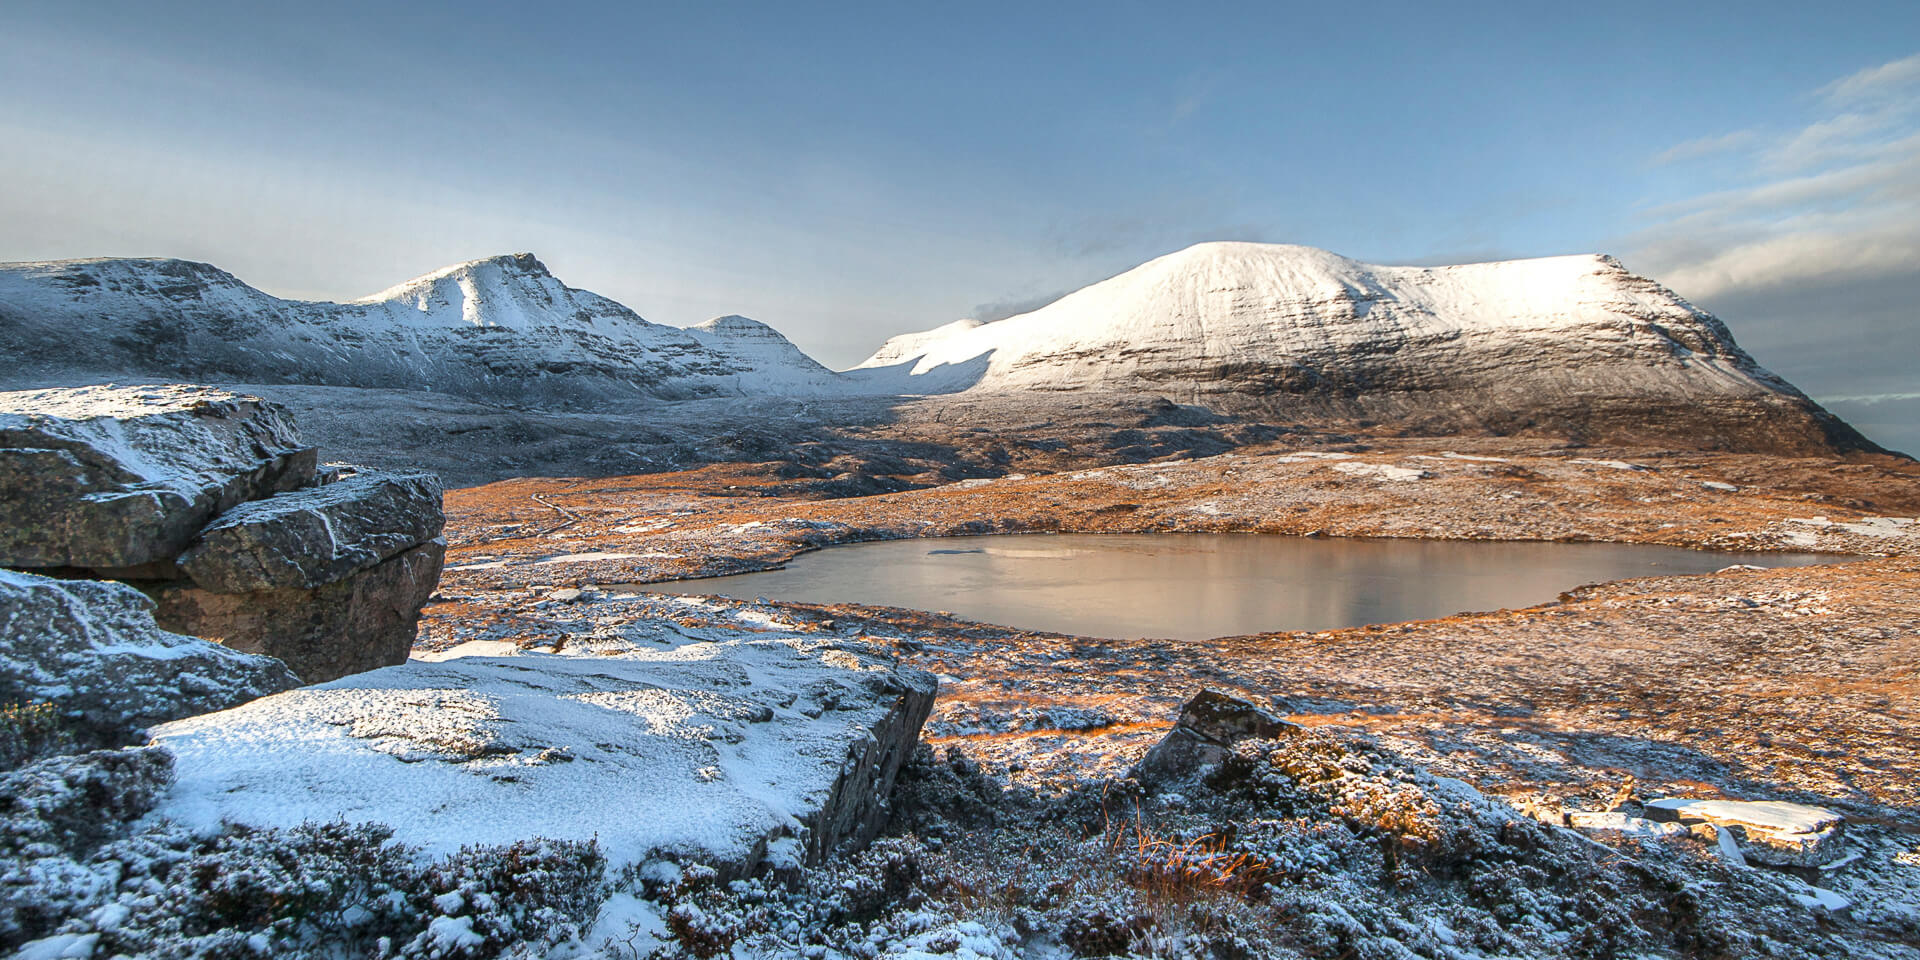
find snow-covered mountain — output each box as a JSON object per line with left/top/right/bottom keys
{"left": 850, "top": 242, "right": 1876, "bottom": 454}
{"left": 0, "top": 243, "right": 1881, "bottom": 454}
{"left": 0, "top": 254, "right": 837, "bottom": 405}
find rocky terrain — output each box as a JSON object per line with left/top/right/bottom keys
{"left": 400, "top": 442, "right": 1920, "bottom": 956}
{"left": 0, "top": 386, "right": 941, "bottom": 959}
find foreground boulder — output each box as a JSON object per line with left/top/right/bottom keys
{"left": 0, "top": 569, "right": 298, "bottom": 755}
{"left": 0, "top": 384, "right": 446, "bottom": 684}
{"left": 177, "top": 471, "right": 444, "bottom": 591}
{"left": 0, "top": 384, "right": 315, "bottom": 570}
{"left": 148, "top": 538, "right": 445, "bottom": 684}
{"left": 150, "top": 638, "right": 937, "bottom": 874}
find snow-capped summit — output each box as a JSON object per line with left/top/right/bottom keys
{"left": 848, "top": 241, "right": 1874, "bottom": 453}
{"left": 0, "top": 255, "right": 835, "bottom": 406}
{"left": 685, "top": 315, "right": 839, "bottom": 390}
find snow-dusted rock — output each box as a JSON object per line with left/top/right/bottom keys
{"left": 0, "top": 570, "right": 297, "bottom": 750}
{"left": 177, "top": 471, "right": 444, "bottom": 592}
{"left": 1646, "top": 798, "right": 1846, "bottom": 866}
{"left": 148, "top": 539, "right": 445, "bottom": 684}
{"left": 1131, "top": 689, "right": 1297, "bottom": 785}
{"left": 0, "top": 385, "right": 315, "bottom": 569}
{"left": 850, "top": 242, "right": 1878, "bottom": 455}
{"left": 0, "top": 255, "right": 837, "bottom": 406}
{"left": 149, "top": 638, "right": 936, "bottom": 874}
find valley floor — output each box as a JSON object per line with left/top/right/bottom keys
{"left": 414, "top": 440, "right": 1920, "bottom": 955}
{"left": 423, "top": 440, "right": 1920, "bottom": 816}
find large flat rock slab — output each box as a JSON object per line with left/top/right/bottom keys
{"left": 148, "top": 637, "right": 935, "bottom": 872}
{"left": 178, "top": 470, "right": 445, "bottom": 591}
{"left": 0, "top": 569, "right": 298, "bottom": 751}
{"left": 0, "top": 385, "right": 315, "bottom": 569}
{"left": 148, "top": 539, "right": 445, "bottom": 684}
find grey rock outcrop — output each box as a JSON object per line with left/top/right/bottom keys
{"left": 1130, "top": 689, "right": 1298, "bottom": 786}
{"left": 149, "top": 538, "right": 445, "bottom": 683}
{"left": 0, "top": 385, "right": 315, "bottom": 570}
{"left": 149, "top": 638, "right": 937, "bottom": 876}
{"left": 0, "top": 385, "right": 446, "bottom": 685}
{"left": 177, "top": 471, "right": 444, "bottom": 592}
{"left": 0, "top": 569, "right": 298, "bottom": 751}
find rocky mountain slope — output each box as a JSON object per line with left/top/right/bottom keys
{"left": 0, "top": 254, "right": 836, "bottom": 406}
{"left": 852, "top": 242, "right": 1880, "bottom": 454}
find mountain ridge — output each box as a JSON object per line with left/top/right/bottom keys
{"left": 849, "top": 241, "right": 1876, "bottom": 455}
{"left": 0, "top": 253, "right": 835, "bottom": 406}
{"left": 0, "top": 243, "right": 1886, "bottom": 455}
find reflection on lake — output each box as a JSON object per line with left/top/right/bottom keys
{"left": 624, "top": 534, "right": 1836, "bottom": 641}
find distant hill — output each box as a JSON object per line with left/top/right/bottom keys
{"left": 849, "top": 242, "right": 1881, "bottom": 455}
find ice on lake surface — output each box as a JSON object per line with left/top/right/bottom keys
{"left": 625, "top": 534, "right": 1838, "bottom": 641}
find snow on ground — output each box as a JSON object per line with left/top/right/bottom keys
{"left": 148, "top": 633, "right": 933, "bottom": 871}
{"left": 1331, "top": 460, "right": 1430, "bottom": 482}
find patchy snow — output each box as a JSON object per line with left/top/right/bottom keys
{"left": 535, "top": 551, "right": 646, "bottom": 565}
{"left": 1788, "top": 885, "right": 1852, "bottom": 912}
{"left": 1566, "top": 811, "right": 1688, "bottom": 838}
{"left": 1789, "top": 515, "right": 1915, "bottom": 538}
{"left": 1646, "top": 798, "right": 1841, "bottom": 835}
{"left": 1332, "top": 461, "right": 1430, "bottom": 482}
{"left": 1572, "top": 458, "right": 1649, "bottom": 471}
{"left": 1270, "top": 450, "right": 1355, "bottom": 463}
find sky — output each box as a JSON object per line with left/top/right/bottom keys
{"left": 2, "top": 1, "right": 1916, "bottom": 451}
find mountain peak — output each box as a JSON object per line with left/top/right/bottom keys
{"left": 691, "top": 315, "right": 775, "bottom": 335}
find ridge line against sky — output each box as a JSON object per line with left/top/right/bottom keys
{"left": 1, "top": 2, "right": 1914, "bottom": 450}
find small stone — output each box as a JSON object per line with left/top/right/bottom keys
{"left": 1131, "top": 689, "right": 1298, "bottom": 785}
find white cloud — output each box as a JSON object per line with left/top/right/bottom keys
{"left": 1818, "top": 51, "right": 1920, "bottom": 103}
{"left": 1630, "top": 52, "right": 1920, "bottom": 301}
{"left": 1649, "top": 129, "right": 1756, "bottom": 166}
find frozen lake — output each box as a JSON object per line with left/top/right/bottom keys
{"left": 625, "top": 534, "right": 1836, "bottom": 641}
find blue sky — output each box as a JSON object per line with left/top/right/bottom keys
{"left": 2, "top": 2, "right": 1915, "bottom": 447}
